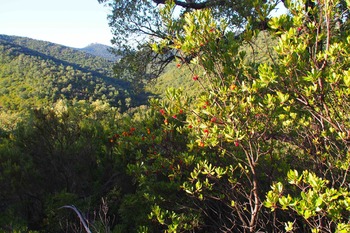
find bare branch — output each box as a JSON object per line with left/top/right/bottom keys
{"left": 153, "top": 0, "right": 228, "bottom": 9}
{"left": 59, "top": 205, "right": 92, "bottom": 233}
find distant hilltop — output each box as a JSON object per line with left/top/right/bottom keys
{"left": 79, "top": 43, "right": 119, "bottom": 61}
{"left": 0, "top": 34, "right": 118, "bottom": 61}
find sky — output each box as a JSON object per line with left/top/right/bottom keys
{"left": 0, "top": 0, "right": 114, "bottom": 48}
{"left": 0, "top": 0, "right": 288, "bottom": 48}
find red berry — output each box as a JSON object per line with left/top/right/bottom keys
{"left": 193, "top": 75, "right": 199, "bottom": 81}
{"left": 159, "top": 109, "right": 166, "bottom": 115}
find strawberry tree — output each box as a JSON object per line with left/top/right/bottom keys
{"left": 262, "top": 0, "right": 350, "bottom": 230}
{"left": 108, "top": 95, "right": 210, "bottom": 232}
{"left": 146, "top": 0, "right": 350, "bottom": 231}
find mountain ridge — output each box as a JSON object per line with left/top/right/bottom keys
{"left": 0, "top": 34, "right": 115, "bottom": 76}
{"left": 80, "top": 43, "right": 118, "bottom": 61}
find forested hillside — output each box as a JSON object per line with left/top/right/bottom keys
{"left": 0, "top": 35, "right": 114, "bottom": 76}
{"left": 0, "top": 35, "right": 144, "bottom": 112}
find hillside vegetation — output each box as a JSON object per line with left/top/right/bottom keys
{"left": 0, "top": 35, "right": 146, "bottom": 113}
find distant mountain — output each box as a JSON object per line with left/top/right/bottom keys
{"left": 0, "top": 34, "right": 116, "bottom": 76}
{"left": 80, "top": 43, "right": 119, "bottom": 61}
{"left": 0, "top": 34, "right": 146, "bottom": 111}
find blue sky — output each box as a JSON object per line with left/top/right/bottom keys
{"left": 0, "top": 0, "right": 288, "bottom": 48}
{"left": 0, "top": 0, "right": 113, "bottom": 48}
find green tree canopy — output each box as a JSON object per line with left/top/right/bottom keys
{"left": 98, "top": 0, "right": 268, "bottom": 45}
{"left": 98, "top": 0, "right": 278, "bottom": 88}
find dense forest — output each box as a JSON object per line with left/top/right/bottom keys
{"left": 0, "top": 35, "right": 150, "bottom": 112}
{"left": 1, "top": 0, "right": 350, "bottom": 232}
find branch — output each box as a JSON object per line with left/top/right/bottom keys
{"left": 153, "top": 0, "right": 228, "bottom": 9}
{"left": 59, "top": 205, "right": 92, "bottom": 233}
